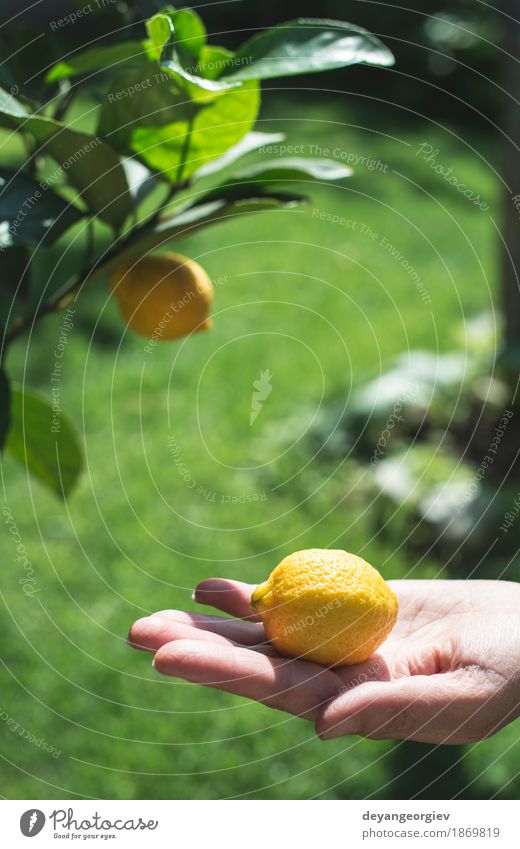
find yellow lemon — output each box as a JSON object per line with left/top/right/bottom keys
{"left": 109, "top": 253, "right": 213, "bottom": 340}
{"left": 251, "top": 549, "right": 398, "bottom": 667}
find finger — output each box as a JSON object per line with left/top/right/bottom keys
{"left": 194, "top": 578, "right": 260, "bottom": 620}
{"left": 153, "top": 638, "right": 343, "bottom": 720}
{"left": 128, "top": 614, "right": 273, "bottom": 655}
{"left": 316, "top": 672, "right": 489, "bottom": 744}
{"left": 151, "top": 610, "right": 266, "bottom": 646}
{"left": 128, "top": 617, "right": 236, "bottom": 653}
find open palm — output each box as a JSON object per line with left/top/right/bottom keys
{"left": 129, "top": 578, "right": 520, "bottom": 744}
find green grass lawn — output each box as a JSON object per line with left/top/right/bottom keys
{"left": 1, "top": 102, "right": 517, "bottom": 799}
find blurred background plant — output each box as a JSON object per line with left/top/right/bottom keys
{"left": 0, "top": 3, "right": 392, "bottom": 494}
{"left": 0, "top": 0, "right": 519, "bottom": 803}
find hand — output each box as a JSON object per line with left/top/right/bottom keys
{"left": 128, "top": 579, "right": 520, "bottom": 744}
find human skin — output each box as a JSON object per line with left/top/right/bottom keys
{"left": 128, "top": 579, "right": 520, "bottom": 744}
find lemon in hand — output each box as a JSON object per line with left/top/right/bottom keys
{"left": 251, "top": 549, "right": 398, "bottom": 667}
{"left": 109, "top": 252, "right": 213, "bottom": 340}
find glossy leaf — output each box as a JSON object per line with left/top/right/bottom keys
{"left": 0, "top": 168, "right": 83, "bottom": 249}
{"left": 6, "top": 387, "right": 83, "bottom": 499}
{"left": 0, "top": 89, "right": 133, "bottom": 230}
{"left": 146, "top": 13, "right": 173, "bottom": 58}
{"left": 148, "top": 13, "right": 237, "bottom": 95}
{"left": 194, "top": 131, "right": 285, "bottom": 178}
{"left": 144, "top": 8, "right": 206, "bottom": 63}
{"left": 196, "top": 45, "right": 237, "bottom": 80}
{"left": 223, "top": 18, "right": 395, "bottom": 81}
{"left": 235, "top": 157, "right": 352, "bottom": 181}
{"left": 94, "top": 192, "right": 304, "bottom": 279}
{"left": 46, "top": 41, "right": 145, "bottom": 82}
{"left": 0, "top": 85, "right": 28, "bottom": 122}
{"left": 160, "top": 57, "right": 239, "bottom": 95}
{"left": 204, "top": 158, "right": 353, "bottom": 199}
{"left": 121, "top": 157, "right": 161, "bottom": 206}
{"left": 34, "top": 127, "right": 133, "bottom": 231}
{"left": 128, "top": 78, "right": 260, "bottom": 180}
{"left": 98, "top": 65, "right": 188, "bottom": 150}
{"left": 167, "top": 7, "right": 207, "bottom": 59}
{"left": 194, "top": 131, "right": 285, "bottom": 179}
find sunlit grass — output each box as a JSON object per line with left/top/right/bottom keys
{"left": 2, "top": 112, "right": 514, "bottom": 800}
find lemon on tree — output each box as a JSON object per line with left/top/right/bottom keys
{"left": 109, "top": 253, "right": 213, "bottom": 340}
{"left": 251, "top": 548, "right": 398, "bottom": 667}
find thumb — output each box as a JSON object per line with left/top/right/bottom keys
{"left": 316, "top": 672, "right": 489, "bottom": 744}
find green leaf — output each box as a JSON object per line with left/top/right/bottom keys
{"left": 180, "top": 183, "right": 306, "bottom": 209}
{"left": 99, "top": 65, "right": 187, "bottom": 151}
{"left": 0, "top": 90, "right": 133, "bottom": 230}
{"left": 216, "top": 157, "right": 353, "bottom": 192}
{"left": 0, "top": 168, "right": 83, "bottom": 249}
{"left": 160, "top": 57, "right": 239, "bottom": 95}
{"left": 167, "top": 7, "right": 207, "bottom": 59}
{"left": 0, "top": 368, "right": 11, "bottom": 453}
{"left": 146, "top": 14, "right": 173, "bottom": 58}
{"left": 34, "top": 127, "right": 133, "bottom": 231}
{"left": 194, "top": 131, "right": 285, "bottom": 178}
{"left": 191, "top": 45, "right": 246, "bottom": 90}
{"left": 223, "top": 18, "right": 395, "bottom": 81}
{"left": 94, "top": 193, "right": 304, "bottom": 279}
{"left": 6, "top": 387, "right": 83, "bottom": 499}
{"left": 128, "top": 78, "right": 260, "bottom": 180}
{"left": 121, "top": 157, "right": 160, "bottom": 206}
{"left": 193, "top": 186, "right": 306, "bottom": 208}
{"left": 196, "top": 45, "right": 236, "bottom": 80}
{"left": 0, "top": 85, "right": 28, "bottom": 121}
{"left": 193, "top": 157, "right": 351, "bottom": 209}
{"left": 46, "top": 41, "right": 145, "bottom": 83}
{"left": 147, "top": 13, "right": 237, "bottom": 95}
{"left": 145, "top": 7, "right": 207, "bottom": 63}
